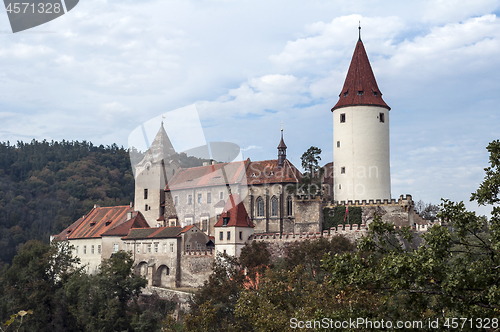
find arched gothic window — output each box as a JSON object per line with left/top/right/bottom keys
{"left": 271, "top": 196, "right": 278, "bottom": 217}
{"left": 287, "top": 196, "right": 293, "bottom": 216}
{"left": 256, "top": 197, "right": 264, "bottom": 217}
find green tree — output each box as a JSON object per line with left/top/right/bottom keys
{"left": 322, "top": 139, "right": 500, "bottom": 323}
{"left": 300, "top": 146, "right": 322, "bottom": 180}
{"left": 65, "top": 251, "right": 148, "bottom": 332}
{"left": 0, "top": 240, "right": 81, "bottom": 332}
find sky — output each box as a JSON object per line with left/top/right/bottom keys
{"left": 0, "top": 0, "right": 499, "bottom": 216}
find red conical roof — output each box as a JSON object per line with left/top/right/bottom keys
{"left": 332, "top": 38, "right": 390, "bottom": 111}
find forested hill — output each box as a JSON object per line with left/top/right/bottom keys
{"left": 0, "top": 140, "right": 136, "bottom": 269}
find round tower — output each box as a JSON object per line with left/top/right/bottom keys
{"left": 332, "top": 28, "right": 391, "bottom": 203}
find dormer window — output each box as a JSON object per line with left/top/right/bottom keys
{"left": 343, "top": 91, "right": 348, "bottom": 97}
{"left": 223, "top": 217, "right": 229, "bottom": 226}
{"left": 105, "top": 221, "right": 111, "bottom": 226}
{"left": 373, "top": 91, "right": 378, "bottom": 96}
{"left": 357, "top": 90, "right": 363, "bottom": 95}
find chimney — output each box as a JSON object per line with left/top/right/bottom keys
{"left": 127, "top": 212, "right": 133, "bottom": 220}
{"left": 130, "top": 202, "right": 133, "bottom": 208}
{"left": 94, "top": 204, "right": 100, "bottom": 209}
{"left": 203, "top": 162, "right": 209, "bottom": 166}
{"left": 211, "top": 160, "right": 216, "bottom": 165}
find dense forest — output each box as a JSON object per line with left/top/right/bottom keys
{"left": 0, "top": 139, "right": 208, "bottom": 270}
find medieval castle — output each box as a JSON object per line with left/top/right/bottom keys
{"left": 55, "top": 31, "right": 429, "bottom": 289}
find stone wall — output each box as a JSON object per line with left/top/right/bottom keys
{"left": 248, "top": 225, "right": 369, "bottom": 260}
{"left": 179, "top": 251, "right": 215, "bottom": 288}
{"left": 141, "top": 286, "right": 193, "bottom": 312}
{"left": 292, "top": 197, "right": 323, "bottom": 233}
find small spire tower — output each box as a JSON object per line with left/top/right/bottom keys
{"left": 277, "top": 124, "right": 287, "bottom": 167}
{"left": 331, "top": 27, "right": 391, "bottom": 203}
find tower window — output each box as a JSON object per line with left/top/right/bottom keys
{"left": 341, "top": 167, "right": 346, "bottom": 174}
{"left": 145, "top": 204, "right": 148, "bottom": 211}
{"left": 340, "top": 113, "right": 346, "bottom": 123}
{"left": 379, "top": 113, "right": 385, "bottom": 123}
{"left": 144, "top": 189, "right": 148, "bottom": 200}
{"left": 239, "top": 231, "right": 242, "bottom": 240}
{"left": 337, "top": 141, "right": 340, "bottom": 148}
{"left": 256, "top": 197, "right": 264, "bottom": 217}
{"left": 287, "top": 196, "right": 293, "bottom": 216}
{"left": 271, "top": 196, "right": 278, "bottom": 217}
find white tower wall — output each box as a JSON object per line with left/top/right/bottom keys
{"left": 333, "top": 106, "right": 391, "bottom": 202}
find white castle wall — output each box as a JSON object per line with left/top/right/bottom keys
{"left": 333, "top": 106, "right": 391, "bottom": 202}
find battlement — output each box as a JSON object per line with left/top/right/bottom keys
{"left": 248, "top": 224, "right": 369, "bottom": 242}
{"left": 182, "top": 249, "right": 215, "bottom": 256}
{"left": 329, "top": 194, "right": 414, "bottom": 208}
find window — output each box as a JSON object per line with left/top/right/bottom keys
{"left": 287, "top": 196, "right": 293, "bottom": 216}
{"left": 357, "top": 90, "right": 363, "bottom": 95}
{"left": 147, "top": 244, "right": 151, "bottom": 253}
{"left": 113, "top": 243, "right": 118, "bottom": 253}
{"left": 207, "top": 192, "right": 211, "bottom": 204}
{"left": 170, "top": 243, "right": 174, "bottom": 252}
{"left": 220, "top": 191, "right": 224, "bottom": 200}
{"left": 83, "top": 245, "right": 87, "bottom": 254}
{"left": 186, "top": 244, "right": 191, "bottom": 251}
{"left": 91, "top": 245, "right": 94, "bottom": 254}
{"left": 373, "top": 91, "right": 378, "bottom": 96}
{"left": 219, "top": 231, "right": 223, "bottom": 241}
{"left": 227, "top": 231, "right": 231, "bottom": 240}
{"left": 379, "top": 112, "right": 385, "bottom": 123}
{"left": 223, "top": 249, "right": 226, "bottom": 254}
{"left": 198, "top": 193, "right": 202, "bottom": 203}
{"left": 256, "top": 197, "right": 264, "bottom": 217}
{"left": 127, "top": 243, "right": 130, "bottom": 251}
{"left": 174, "top": 196, "right": 178, "bottom": 206}
{"left": 223, "top": 217, "right": 229, "bottom": 226}
{"left": 98, "top": 245, "right": 101, "bottom": 254}
{"left": 239, "top": 231, "right": 242, "bottom": 240}
{"left": 341, "top": 167, "right": 346, "bottom": 174}
{"left": 271, "top": 196, "right": 278, "bottom": 217}
{"left": 144, "top": 188, "right": 148, "bottom": 200}
{"left": 76, "top": 246, "right": 79, "bottom": 255}
{"left": 185, "top": 217, "right": 193, "bottom": 225}
{"left": 343, "top": 90, "right": 348, "bottom": 97}
{"left": 137, "top": 244, "right": 140, "bottom": 253}
{"left": 340, "top": 113, "right": 346, "bottom": 123}
{"left": 188, "top": 195, "right": 192, "bottom": 205}
{"left": 337, "top": 141, "right": 340, "bottom": 148}
{"left": 154, "top": 243, "right": 158, "bottom": 253}
{"left": 145, "top": 204, "right": 148, "bottom": 211}
{"left": 197, "top": 244, "right": 202, "bottom": 251}
{"left": 163, "top": 243, "right": 167, "bottom": 253}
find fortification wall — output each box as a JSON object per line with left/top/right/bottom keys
{"left": 292, "top": 198, "right": 323, "bottom": 233}
{"left": 141, "top": 286, "right": 193, "bottom": 312}
{"left": 179, "top": 250, "right": 214, "bottom": 288}
{"left": 248, "top": 225, "right": 369, "bottom": 260}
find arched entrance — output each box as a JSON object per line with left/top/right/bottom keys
{"left": 152, "top": 265, "right": 170, "bottom": 287}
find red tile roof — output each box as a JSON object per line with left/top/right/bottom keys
{"left": 55, "top": 205, "right": 137, "bottom": 240}
{"left": 332, "top": 39, "right": 390, "bottom": 111}
{"left": 246, "top": 159, "right": 301, "bottom": 185}
{"left": 165, "top": 160, "right": 248, "bottom": 191}
{"left": 101, "top": 212, "right": 149, "bottom": 237}
{"left": 214, "top": 194, "right": 254, "bottom": 228}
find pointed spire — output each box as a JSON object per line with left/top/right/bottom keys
{"left": 331, "top": 29, "right": 390, "bottom": 112}
{"left": 277, "top": 125, "right": 287, "bottom": 167}
{"left": 137, "top": 122, "right": 177, "bottom": 166}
